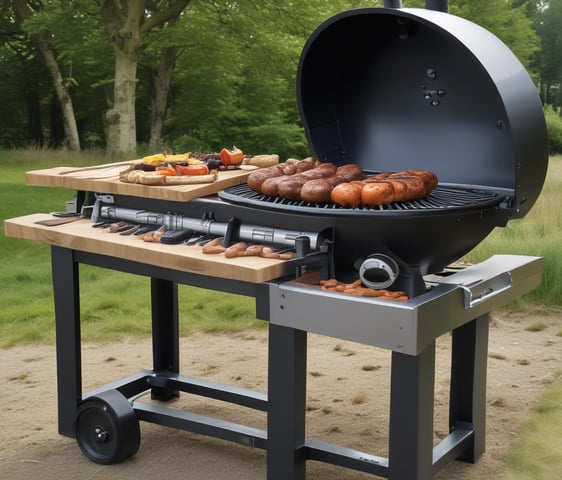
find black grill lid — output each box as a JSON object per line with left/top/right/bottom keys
{"left": 297, "top": 7, "right": 548, "bottom": 219}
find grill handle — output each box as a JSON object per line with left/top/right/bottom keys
{"left": 459, "top": 272, "right": 512, "bottom": 309}
{"left": 383, "top": 0, "right": 402, "bottom": 7}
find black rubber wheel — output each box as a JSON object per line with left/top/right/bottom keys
{"left": 74, "top": 389, "right": 140, "bottom": 464}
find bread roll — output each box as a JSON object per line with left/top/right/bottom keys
{"left": 245, "top": 154, "right": 279, "bottom": 168}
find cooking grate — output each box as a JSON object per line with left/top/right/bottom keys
{"left": 219, "top": 183, "right": 504, "bottom": 216}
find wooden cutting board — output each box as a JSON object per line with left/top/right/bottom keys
{"left": 4, "top": 214, "right": 288, "bottom": 283}
{"left": 25, "top": 162, "right": 254, "bottom": 202}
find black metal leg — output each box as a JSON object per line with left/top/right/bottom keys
{"left": 267, "top": 324, "right": 307, "bottom": 480}
{"left": 51, "top": 246, "right": 82, "bottom": 437}
{"left": 150, "top": 277, "right": 180, "bottom": 401}
{"left": 449, "top": 314, "right": 490, "bottom": 462}
{"left": 388, "top": 343, "right": 436, "bottom": 480}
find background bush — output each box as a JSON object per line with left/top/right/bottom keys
{"left": 545, "top": 104, "right": 562, "bottom": 154}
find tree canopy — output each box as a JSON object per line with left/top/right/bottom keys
{"left": 0, "top": 0, "right": 557, "bottom": 158}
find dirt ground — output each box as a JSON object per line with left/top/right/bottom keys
{"left": 1, "top": 310, "right": 560, "bottom": 480}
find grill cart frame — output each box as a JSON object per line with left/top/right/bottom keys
{"left": 5, "top": 214, "right": 543, "bottom": 480}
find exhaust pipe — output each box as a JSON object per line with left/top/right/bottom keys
{"left": 358, "top": 254, "right": 400, "bottom": 290}
{"left": 384, "top": 1, "right": 448, "bottom": 12}
{"left": 425, "top": 0, "right": 448, "bottom": 12}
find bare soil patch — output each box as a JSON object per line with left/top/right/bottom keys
{"left": 1, "top": 311, "right": 560, "bottom": 479}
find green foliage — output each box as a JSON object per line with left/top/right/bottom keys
{"left": 2, "top": 1, "right": 112, "bottom": 148}
{"left": 544, "top": 104, "right": 562, "bottom": 154}
{"left": 534, "top": 0, "right": 562, "bottom": 106}
{"left": 162, "top": 1, "right": 320, "bottom": 158}
{"left": 450, "top": 0, "right": 539, "bottom": 69}
{"left": 465, "top": 155, "right": 562, "bottom": 308}
{"left": 0, "top": 0, "right": 554, "bottom": 153}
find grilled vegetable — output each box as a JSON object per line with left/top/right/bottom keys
{"left": 155, "top": 166, "right": 177, "bottom": 176}
{"left": 142, "top": 153, "right": 166, "bottom": 165}
{"left": 203, "top": 155, "right": 222, "bottom": 170}
{"left": 220, "top": 146, "right": 244, "bottom": 166}
{"left": 175, "top": 164, "right": 209, "bottom": 176}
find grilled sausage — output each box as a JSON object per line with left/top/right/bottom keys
{"left": 330, "top": 182, "right": 364, "bottom": 208}
{"left": 272, "top": 163, "right": 338, "bottom": 200}
{"left": 224, "top": 242, "right": 248, "bottom": 258}
{"left": 247, "top": 158, "right": 318, "bottom": 193}
{"left": 202, "top": 237, "right": 226, "bottom": 254}
{"left": 300, "top": 164, "right": 364, "bottom": 203}
{"left": 300, "top": 178, "right": 338, "bottom": 203}
{"left": 247, "top": 164, "right": 285, "bottom": 192}
{"left": 334, "top": 164, "right": 365, "bottom": 182}
{"left": 396, "top": 170, "right": 438, "bottom": 193}
{"left": 331, "top": 170, "right": 438, "bottom": 207}
{"left": 361, "top": 181, "right": 396, "bottom": 206}
{"left": 387, "top": 176, "right": 427, "bottom": 201}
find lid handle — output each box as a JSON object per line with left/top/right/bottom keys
{"left": 460, "top": 272, "right": 512, "bottom": 309}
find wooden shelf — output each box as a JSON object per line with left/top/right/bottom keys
{"left": 5, "top": 214, "right": 288, "bottom": 283}
{"left": 25, "top": 162, "right": 253, "bottom": 202}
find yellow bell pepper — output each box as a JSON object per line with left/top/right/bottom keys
{"left": 142, "top": 153, "right": 166, "bottom": 166}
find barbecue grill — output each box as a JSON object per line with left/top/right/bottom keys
{"left": 3, "top": 1, "right": 548, "bottom": 480}
{"left": 217, "top": 1, "right": 548, "bottom": 297}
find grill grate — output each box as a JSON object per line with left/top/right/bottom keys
{"left": 219, "top": 184, "right": 505, "bottom": 216}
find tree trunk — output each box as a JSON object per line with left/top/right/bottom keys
{"left": 36, "top": 36, "right": 81, "bottom": 150}
{"left": 100, "top": 0, "right": 146, "bottom": 158}
{"left": 99, "top": 0, "right": 191, "bottom": 157}
{"left": 23, "top": 76, "right": 44, "bottom": 147}
{"left": 13, "top": 0, "right": 81, "bottom": 151}
{"left": 148, "top": 46, "right": 178, "bottom": 152}
{"left": 105, "top": 47, "right": 140, "bottom": 157}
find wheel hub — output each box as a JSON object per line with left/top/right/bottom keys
{"left": 94, "top": 425, "right": 109, "bottom": 442}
